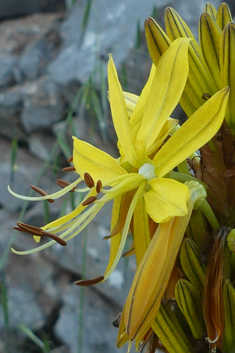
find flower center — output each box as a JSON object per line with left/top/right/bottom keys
{"left": 138, "top": 163, "right": 156, "bottom": 180}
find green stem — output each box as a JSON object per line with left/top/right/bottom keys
{"left": 200, "top": 200, "right": 220, "bottom": 231}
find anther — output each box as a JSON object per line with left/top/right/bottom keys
{"left": 202, "top": 93, "right": 211, "bottom": 101}
{"left": 41, "top": 230, "right": 67, "bottom": 246}
{"left": 56, "top": 179, "right": 76, "bottom": 192}
{"left": 96, "top": 180, "right": 102, "bottom": 193}
{"left": 67, "top": 156, "right": 73, "bottom": 163}
{"left": 16, "top": 222, "right": 42, "bottom": 236}
{"left": 82, "top": 196, "right": 97, "bottom": 206}
{"left": 31, "top": 185, "right": 54, "bottom": 203}
{"left": 84, "top": 172, "right": 95, "bottom": 188}
{"left": 63, "top": 166, "right": 76, "bottom": 172}
{"left": 75, "top": 275, "right": 104, "bottom": 286}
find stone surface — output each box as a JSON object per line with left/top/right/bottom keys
{"left": 29, "top": 132, "right": 57, "bottom": 161}
{"left": 20, "top": 76, "right": 64, "bottom": 132}
{"left": 0, "top": 55, "right": 18, "bottom": 88}
{"left": 0, "top": 0, "right": 65, "bottom": 19}
{"left": 54, "top": 284, "right": 124, "bottom": 353}
{"left": 0, "top": 139, "right": 56, "bottom": 211}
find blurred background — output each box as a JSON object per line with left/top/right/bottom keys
{"left": 0, "top": 0, "right": 233, "bottom": 352}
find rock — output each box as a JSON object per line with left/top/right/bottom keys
{"left": 19, "top": 20, "right": 63, "bottom": 80}
{"left": 29, "top": 133, "right": 57, "bottom": 161}
{"left": 49, "top": 0, "right": 163, "bottom": 86}
{"left": 54, "top": 284, "right": 124, "bottom": 353}
{"left": 0, "top": 139, "right": 56, "bottom": 211}
{"left": 0, "top": 55, "right": 18, "bottom": 88}
{"left": 20, "top": 76, "right": 64, "bottom": 132}
{"left": 0, "top": 0, "right": 65, "bottom": 19}
{"left": 0, "top": 14, "right": 64, "bottom": 57}
{"left": 0, "top": 86, "right": 26, "bottom": 141}
{"left": 53, "top": 116, "right": 118, "bottom": 157}
{"left": 0, "top": 0, "right": 40, "bottom": 19}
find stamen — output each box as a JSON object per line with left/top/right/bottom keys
{"left": 75, "top": 275, "right": 104, "bottom": 286}
{"left": 15, "top": 223, "right": 67, "bottom": 247}
{"left": 67, "top": 156, "right": 73, "bottom": 163}
{"left": 96, "top": 180, "right": 102, "bottom": 193}
{"left": 82, "top": 196, "right": 97, "bottom": 206}
{"left": 63, "top": 166, "right": 76, "bottom": 172}
{"left": 17, "top": 222, "right": 42, "bottom": 236}
{"left": 84, "top": 172, "right": 95, "bottom": 188}
{"left": 31, "top": 185, "right": 54, "bottom": 203}
{"left": 41, "top": 230, "right": 67, "bottom": 246}
{"left": 56, "top": 179, "right": 76, "bottom": 192}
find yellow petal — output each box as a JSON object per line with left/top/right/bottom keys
{"left": 216, "top": 3, "right": 233, "bottom": 30}
{"left": 125, "top": 181, "right": 203, "bottom": 342}
{"left": 199, "top": 12, "right": 222, "bottom": 90}
{"left": 146, "top": 118, "right": 178, "bottom": 156}
{"left": 144, "top": 178, "right": 190, "bottom": 223}
{"left": 108, "top": 54, "right": 138, "bottom": 166}
{"left": 165, "top": 7, "right": 217, "bottom": 115}
{"left": 204, "top": 2, "right": 217, "bottom": 19}
{"left": 104, "top": 195, "right": 123, "bottom": 276}
{"left": 145, "top": 17, "right": 171, "bottom": 67}
{"left": 221, "top": 23, "right": 235, "bottom": 134}
{"left": 152, "top": 303, "right": 193, "bottom": 353}
{"left": 133, "top": 196, "right": 151, "bottom": 266}
{"left": 136, "top": 38, "right": 190, "bottom": 159}
{"left": 153, "top": 87, "right": 230, "bottom": 178}
{"left": 130, "top": 64, "right": 156, "bottom": 131}
{"left": 73, "top": 136, "right": 126, "bottom": 183}
{"left": 123, "top": 91, "right": 139, "bottom": 117}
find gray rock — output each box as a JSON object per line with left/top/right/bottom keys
{"left": 0, "top": 55, "right": 18, "bottom": 88}
{"left": 49, "top": 0, "right": 164, "bottom": 85}
{"left": 0, "top": 139, "right": 55, "bottom": 212}
{"left": 0, "top": 14, "right": 64, "bottom": 57}
{"left": 21, "top": 76, "right": 64, "bottom": 132}
{"left": 0, "top": 0, "right": 40, "bottom": 19}
{"left": 0, "top": 86, "right": 26, "bottom": 141}
{"left": 19, "top": 21, "right": 62, "bottom": 80}
{"left": 29, "top": 133, "right": 57, "bottom": 161}
{"left": 54, "top": 284, "right": 125, "bottom": 353}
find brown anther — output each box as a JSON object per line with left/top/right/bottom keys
{"left": 67, "top": 156, "right": 73, "bottom": 163}
{"left": 75, "top": 275, "right": 104, "bottom": 286}
{"left": 84, "top": 172, "right": 95, "bottom": 188}
{"left": 17, "top": 222, "right": 43, "bottom": 236}
{"left": 202, "top": 93, "right": 211, "bottom": 101}
{"left": 56, "top": 179, "right": 76, "bottom": 192}
{"left": 31, "top": 185, "right": 54, "bottom": 203}
{"left": 41, "top": 230, "right": 67, "bottom": 246}
{"left": 96, "top": 180, "right": 102, "bottom": 193}
{"left": 82, "top": 196, "right": 97, "bottom": 206}
{"left": 63, "top": 166, "right": 76, "bottom": 172}
{"left": 13, "top": 226, "right": 33, "bottom": 235}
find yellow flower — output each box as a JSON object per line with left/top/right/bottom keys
{"left": 9, "top": 38, "right": 229, "bottom": 286}
{"left": 145, "top": 2, "right": 235, "bottom": 133}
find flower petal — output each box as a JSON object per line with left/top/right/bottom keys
{"left": 108, "top": 54, "right": 138, "bottom": 167}
{"left": 153, "top": 87, "right": 230, "bottom": 178}
{"left": 216, "top": 3, "right": 233, "bottom": 30}
{"left": 199, "top": 12, "right": 222, "bottom": 90}
{"left": 73, "top": 136, "right": 126, "bottom": 183}
{"left": 221, "top": 23, "right": 235, "bottom": 134}
{"left": 144, "top": 178, "right": 190, "bottom": 223}
{"left": 135, "top": 38, "right": 190, "bottom": 158}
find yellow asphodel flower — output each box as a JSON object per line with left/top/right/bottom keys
{"left": 9, "top": 38, "right": 229, "bottom": 287}
{"left": 145, "top": 2, "right": 235, "bottom": 133}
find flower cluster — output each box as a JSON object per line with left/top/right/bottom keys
{"left": 9, "top": 3, "right": 235, "bottom": 353}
